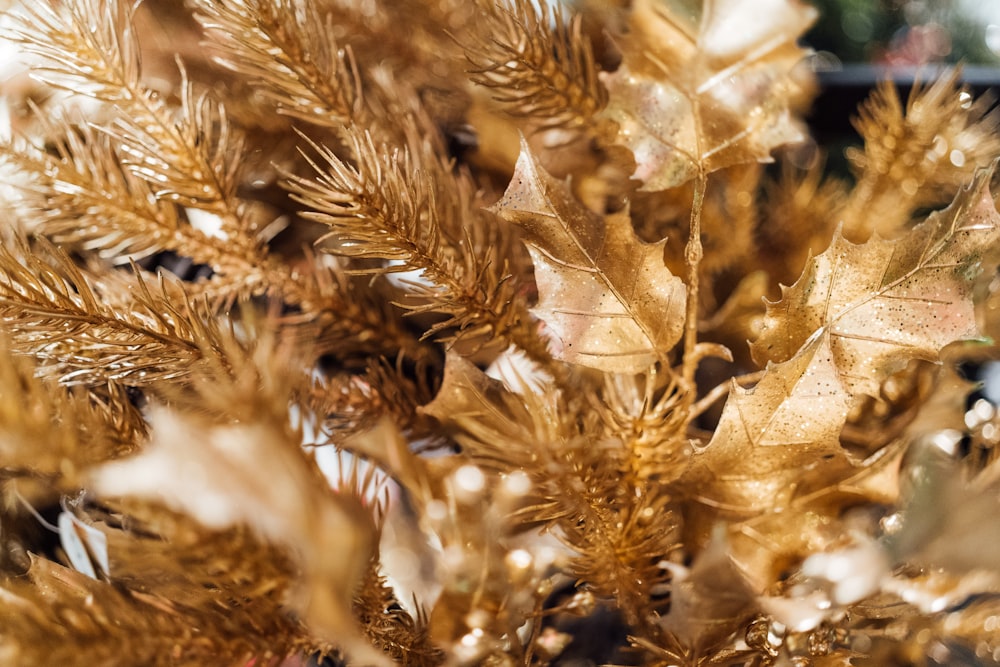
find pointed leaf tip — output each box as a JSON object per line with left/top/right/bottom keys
{"left": 752, "top": 166, "right": 1000, "bottom": 397}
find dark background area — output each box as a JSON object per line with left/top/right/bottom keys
{"left": 805, "top": 0, "right": 1000, "bottom": 141}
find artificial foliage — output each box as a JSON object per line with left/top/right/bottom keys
{"left": 1, "top": 0, "right": 1000, "bottom": 665}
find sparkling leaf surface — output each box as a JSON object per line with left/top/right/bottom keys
{"left": 685, "top": 331, "right": 852, "bottom": 518}
{"left": 601, "top": 0, "right": 816, "bottom": 191}
{"left": 491, "top": 143, "right": 686, "bottom": 372}
{"left": 752, "top": 166, "right": 1000, "bottom": 396}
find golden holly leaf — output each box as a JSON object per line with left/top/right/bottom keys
{"left": 684, "top": 331, "right": 852, "bottom": 520}
{"left": 420, "top": 352, "right": 551, "bottom": 481}
{"left": 491, "top": 143, "right": 686, "bottom": 372}
{"left": 421, "top": 353, "right": 533, "bottom": 440}
{"left": 601, "top": 0, "right": 815, "bottom": 191}
{"left": 752, "top": 166, "right": 1000, "bottom": 397}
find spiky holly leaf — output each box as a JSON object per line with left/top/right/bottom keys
{"left": 421, "top": 353, "right": 534, "bottom": 444}
{"left": 601, "top": 0, "right": 815, "bottom": 191}
{"left": 684, "top": 331, "right": 852, "bottom": 519}
{"left": 752, "top": 165, "right": 1000, "bottom": 397}
{"left": 491, "top": 142, "right": 685, "bottom": 373}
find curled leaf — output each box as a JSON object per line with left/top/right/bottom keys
{"left": 660, "top": 528, "right": 756, "bottom": 657}
{"left": 89, "top": 408, "right": 388, "bottom": 666}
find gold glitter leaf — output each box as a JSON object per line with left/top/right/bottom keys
{"left": 491, "top": 142, "right": 686, "bottom": 372}
{"left": 600, "top": 0, "right": 815, "bottom": 191}
{"left": 684, "top": 331, "right": 852, "bottom": 519}
{"left": 752, "top": 165, "right": 1000, "bottom": 397}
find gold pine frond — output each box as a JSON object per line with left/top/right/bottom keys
{"left": 8, "top": 0, "right": 247, "bottom": 227}
{"left": 0, "top": 514, "right": 316, "bottom": 666}
{"left": 841, "top": 72, "right": 1000, "bottom": 238}
{"left": 0, "top": 335, "right": 141, "bottom": 484}
{"left": 192, "top": 0, "right": 364, "bottom": 129}
{"left": 1, "top": 96, "right": 427, "bottom": 365}
{"left": 0, "top": 235, "right": 227, "bottom": 385}
{"left": 284, "top": 124, "right": 534, "bottom": 350}
{"left": 758, "top": 155, "right": 849, "bottom": 287}
{"left": 423, "top": 354, "right": 677, "bottom": 635}
{"left": 353, "top": 556, "right": 445, "bottom": 666}
{"left": 464, "top": 0, "right": 607, "bottom": 132}
{"left": 4, "top": 117, "right": 226, "bottom": 263}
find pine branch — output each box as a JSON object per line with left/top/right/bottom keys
{"left": 0, "top": 336, "right": 142, "bottom": 485}
{"left": 596, "top": 367, "right": 691, "bottom": 484}
{"left": 758, "top": 156, "right": 848, "bottom": 287}
{"left": 0, "top": 235, "right": 232, "bottom": 386}
{"left": 1, "top": 108, "right": 431, "bottom": 365}
{"left": 10, "top": 2, "right": 446, "bottom": 365}
{"left": 192, "top": 0, "right": 464, "bottom": 155}
{"left": 307, "top": 358, "right": 441, "bottom": 445}
{"left": 465, "top": 0, "right": 606, "bottom": 132}
{"left": 284, "top": 125, "right": 537, "bottom": 351}
{"left": 7, "top": 0, "right": 246, "bottom": 229}
{"left": 0, "top": 514, "right": 318, "bottom": 666}
{"left": 3, "top": 119, "right": 250, "bottom": 264}
{"left": 193, "top": 0, "right": 364, "bottom": 129}
{"left": 424, "top": 355, "right": 678, "bottom": 636}
{"left": 353, "top": 556, "right": 445, "bottom": 666}
{"left": 840, "top": 72, "right": 1000, "bottom": 239}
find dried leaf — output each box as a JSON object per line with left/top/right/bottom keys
{"left": 491, "top": 142, "right": 685, "bottom": 372}
{"left": 752, "top": 165, "right": 1000, "bottom": 397}
{"left": 420, "top": 352, "right": 547, "bottom": 483}
{"left": 600, "top": 0, "right": 815, "bottom": 191}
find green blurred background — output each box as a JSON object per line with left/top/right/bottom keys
{"left": 808, "top": 0, "right": 1000, "bottom": 66}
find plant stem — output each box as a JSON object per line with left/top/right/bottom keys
{"left": 689, "top": 369, "right": 766, "bottom": 420}
{"left": 682, "top": 170, "right": 707, "bottom": 396}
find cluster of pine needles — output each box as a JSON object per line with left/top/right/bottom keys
{"left": 1, "top": 0, "right": 1000, "bottom": 665}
